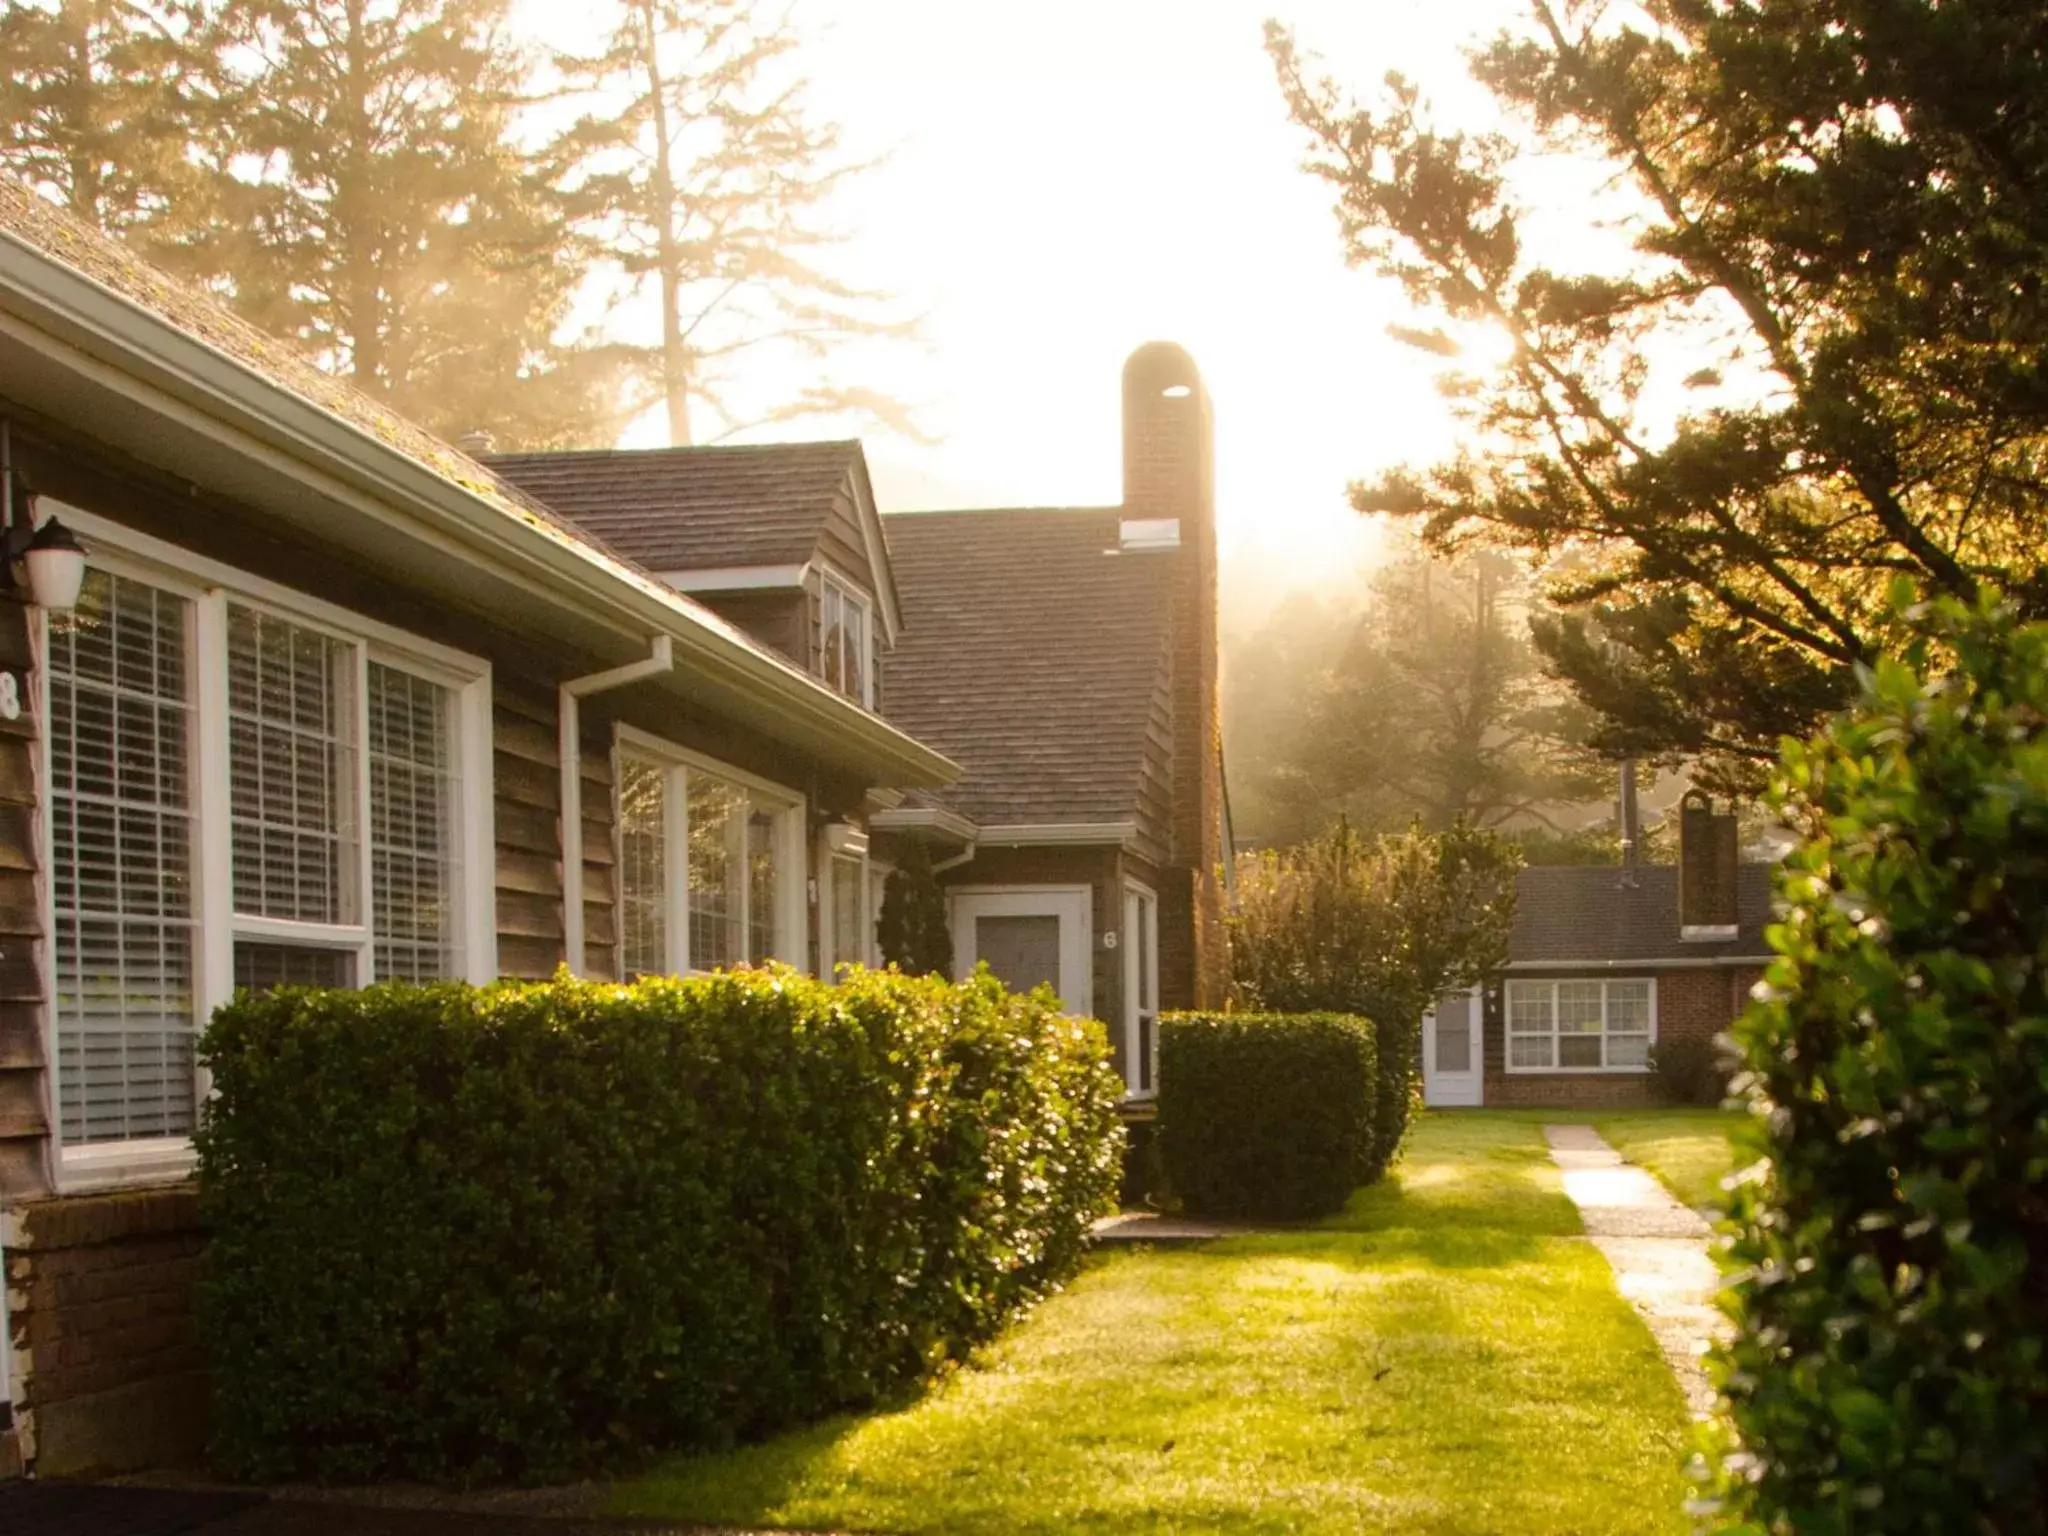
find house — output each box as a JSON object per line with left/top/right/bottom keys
{"left": 0, "top": 177, "right": 957, "bottom": 1476}
{"left": 1422, "top": 792, "right": 1774, "bottom": 1109}
{"left": 494, "top": 343, "right": 1234, "bottom": 1101}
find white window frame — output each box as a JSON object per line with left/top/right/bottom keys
{"left": 612, "top": 724, "right": 806, "bottom": 975}
{"left": 1502, "top": 977, "right": 1658, "bottom": 1074}
{"left": 817, "top": 565, "right": 873, "bottom": 709}
{"left": 865, "top": 859, "right": 892, "bottom": 968}
{"left": 822, "top": 842, "right": 870, "bottom": 976}
{"left": 1122, "top": 880, "right": 1159, "bottom": 1101}
{"left": 950, "top": 885, "right": 1094, "bottom": 1018}
{"left": 40, "top": 508, "right": 495, "bottom": 1191}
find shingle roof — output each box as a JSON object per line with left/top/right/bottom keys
{"left": 488, "top": 443, "right": 862, "bottom": 571}
{"left": 883, "top": 508, "right": 1173, "bottom": 827}
{"left": 1509, "top": 863, "right": 1776, "bottom": 965}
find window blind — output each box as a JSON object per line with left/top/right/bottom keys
{"left": 367, "top": 662, "right": 455, "bottom": 981}
{"left": 48, "top": 571, "right": 197, "bottom": 1144}
{"left": 227, "top": 606, "right": 353, "bottom": 923}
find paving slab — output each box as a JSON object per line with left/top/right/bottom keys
{"left": 1090, "top": 1211, "right": 1247, "bottom": 1244}
{"left": 1544, "top": 1124, "right": 1726, "bottom": 1416}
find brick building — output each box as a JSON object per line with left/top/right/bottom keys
{"left": 1423, "top": 792, "right": 1773, "bottom": 1109}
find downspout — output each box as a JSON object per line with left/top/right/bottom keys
{"left": 560, "top": 637, "right": 673, "bottom": 976}
{"left": 932, "top": 843, "right": 977, "bottom": 875}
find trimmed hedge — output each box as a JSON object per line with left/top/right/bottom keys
{"left": 1705, "top": 592, "right": 2048, "bottom": 1531}
{"left": 196, "top": 966, "right": 1124, "bottom": 1484}
{"left": 1155, "top": 1011, "right": 1377, "bottom": 1220}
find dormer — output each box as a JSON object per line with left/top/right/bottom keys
{"left": 487, "top": 441, "right": 902, "bottom": 710}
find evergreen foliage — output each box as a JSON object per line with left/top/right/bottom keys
{"left": 197, "top": 966, "right": 1124, "bottom": 1482}
{"left": 877, "top": 839, "right": 952, "bottom": 978}
{"left": 1705, "top": 589, "right": 2048, "bottom": 1532}
{"left": 1228, "top": 820, "right": 1517, "bottom": 1177}
{"left": 548, "top": 0, "right": 917, "bottom": 446}
{"left": 1269, "top": 2, "right": 2048, "bottom": 793}
{"left": 1157, "top": 1011, "right": 1378, "bottom": 1221}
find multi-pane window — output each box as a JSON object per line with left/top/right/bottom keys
{"left": 49, "top": 572, "right": 197, "bottom": 1145}
{"left": 1124, "top": 885, "right": 1159, "bottom": 1098}
{"left": 1505, "top": 978, "right": 1654, "bottom": 1071}
{"left": 829, "top": 852, "right": 866, "bottom": 973}
{"left": 47, "top": 562, "right": 480, "bottom": 1151}
{"left": 818, "top": 573, "right": 870, "bottom": 707}
{"left": 616, "top": 742, "right": 797, "bottom": 976}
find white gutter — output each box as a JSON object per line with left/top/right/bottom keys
{"left": 560, "top": 637, "right": 674, "bottom": 976}
{"left": 1504, "top": 955, "right": 1770, "bottom": 972}
{"left": 869, "top": 805, "right": 980, "bottom": 844}
{"left": 0, "top": 227, "right": 955, "bottom": 787}
{"left": 977, "top": 821, "right": 1138, "bottom": 848}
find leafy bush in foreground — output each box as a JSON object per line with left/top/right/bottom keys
{"left": 1157, "top": 1011, "right": 1377, "bottom": 1220}
{"left": 1704, "top": 591, "right": 2048, "bottom": 1533}
{"left": 197, "top": 966, "right": 1124, "bottom": 1484}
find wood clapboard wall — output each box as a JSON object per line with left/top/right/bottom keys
{"left": 490, "top": 676, "right": 620, "bottom": 982}
{"left": 0, "top": 596, "right": 49, "bottom": 1200}
{"left": 493, "top": 679, "right": 566, "bottom": 980}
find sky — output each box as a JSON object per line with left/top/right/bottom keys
{"left": 525, "top": 0, "right": 1526, "bottom": 630}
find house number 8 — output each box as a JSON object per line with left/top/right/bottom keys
{"left": 0, "top": 673, "right": 20, "bottom": 722}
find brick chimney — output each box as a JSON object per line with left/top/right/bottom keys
{"left": 1677, "top": 788, "right": 1740, "bottom": 937}
{"left": 1122, "top": 341, "right": 1225, "bottom": 1007}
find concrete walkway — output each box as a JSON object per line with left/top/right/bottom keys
{"left": 1543, "top": 1124, "right": 1726, "bottom": 1416}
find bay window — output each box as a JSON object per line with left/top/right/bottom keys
{"left": 614, "top": 729, "right": 802, "bottom": 978}
{"left": 45, "top": 529, "right": 492, "bottom": 1165}
{"left": 1505, "top": 978, "right": 1655, "bottom": 1072}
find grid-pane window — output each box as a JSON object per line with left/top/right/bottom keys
{"left": 617, "top": 755, "right": 667, "bottom": 979}
{"left": 830, "top": 853, "right": 865, "bottom": 972}
{"left": 227, "top": 605, "right": 353, "bottom": 922}
{"left": 746, "top": 808, "right": 778, "bottom": 965}
{"left": 688, "top": 774, "right": 744, "bottom": 969}
{"left": 818, "top": 573, "right": 871, "bottom": 706}
{"left": 234, "top": 942, "right": 353, "bottom": 993}
{"left": 49, "top": 571, "right": 196, "bottom": 1145}
{"left": 368, "top": 663, "right": 456, "bottom": 981}
{"left": 1505, "top": 979, "right": 1656, "bottom": 1071}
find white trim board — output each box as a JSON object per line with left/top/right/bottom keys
{"left": 655, "top": 562, "right": 809, "bottom": 592}
{"left": 976, "top": 822, "right": 1137, "bottom": 848}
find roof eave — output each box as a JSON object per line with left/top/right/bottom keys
{"left": 0, "top": 226, "right": 959, "bottom": 789}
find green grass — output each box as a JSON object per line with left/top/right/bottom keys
{"left": 609, "top": 1114, "right": 1692, "bottom": 1535}
{"left": 1592, "top": 1110, "right": 1755, "bottom": 1212}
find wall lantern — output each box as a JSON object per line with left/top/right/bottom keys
{"left": 0, "top": 419, "right": 87, "bottom": 614}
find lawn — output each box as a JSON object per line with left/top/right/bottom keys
{"left": 609, "top": 1115, "right": 1693, "bottom": 1535}
{"left": 1592, "top": 1110, "right": 1755, "bottom": 1212}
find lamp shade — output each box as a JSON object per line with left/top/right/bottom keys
{"left": 23, "top": 516, "right": 86, "bottom": 613}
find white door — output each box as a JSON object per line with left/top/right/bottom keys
{"left": 952, "top": 887, "right": 1093, "bottom": 1016}
{"left": 1423, "top": 985, "right": 1484, "bottom": 1106}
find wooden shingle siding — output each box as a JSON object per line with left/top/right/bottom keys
{"left": 578, "top": 725, "right": 617, "bottom": 981}
{"left": 492, "top": 679, "right": 564, "bottom": 980}
{"left": 0, "top": 597, "right": 47, "bottom": 1198}
{"left": 1133, "top": 633, "right": 1175, "bottom": 869}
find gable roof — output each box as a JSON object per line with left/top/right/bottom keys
{"left": 1508, "top": 863, "right": 1776, "bottom": 966}
{"left": 883, "top": 507, "right": 1174, "bottom": 829}
{"left": 0, "top": 174, "right": 953, "bottom": 786}
{"left": 488, "top": 442, "right": 862, "bottom": 572}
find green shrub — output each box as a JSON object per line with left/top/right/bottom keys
{"left": 196, "top": 966, "right": 1124, "bottom": 1484}
{"left": 1648, "top": 1033, "right": 1727, "bottom": 1108}
{"left": 1228, "top": 821, "right": 1516, "bottom": 1180}
{"left": 1156, "top": 1012, "right": 1377, "bottom": 1220}
{"left": 1703, "top": 591, "right": 2048, "bottom": 1532}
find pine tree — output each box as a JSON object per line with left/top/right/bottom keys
{"left": 201, "top": 0, "right": 623, "bottom": 445}
{"left": 0, "top": 0, "right": 223, "bottom": 266}
{"left": 550, "top": 0, "right": 916, "bottom": 446}
{"left": 1269, "top": 2, "right": 2048, "bottom": 792}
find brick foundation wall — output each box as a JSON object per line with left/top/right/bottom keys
{"left": 1482, "top": 966, "right": 1758, "bottom": 1109}
{"left": 4, "top": 1182, "right": 206, "bottom": 1476}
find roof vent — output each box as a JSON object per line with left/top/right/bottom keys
{"left": 1118, "top": 517, "right": 1181, "bottom": 552}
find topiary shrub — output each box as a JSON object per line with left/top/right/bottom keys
{"left": 1703, "top": 590, "right": 2048, "bottom": 1532}
{"left": 1156, "top": 1011, "right": 1377, "bottom": 1220}
{"left": 877, "top": 840, "right": 953, "bottom": 976}
{"left": 196, "top": 966, "right": 1123, "bottom": 1484}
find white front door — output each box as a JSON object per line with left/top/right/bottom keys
{"left": 952, "top": 887, "right": 1093, "bottom": 1016}
{"left": 1423, "top": 985, "right": 1484, "bottom": 1107}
